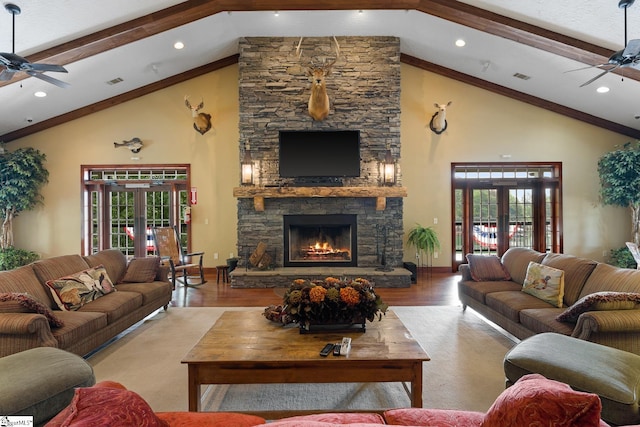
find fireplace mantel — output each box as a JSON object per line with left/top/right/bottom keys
{"left": 233, "top": 186, "right": 408, "bottom": 211}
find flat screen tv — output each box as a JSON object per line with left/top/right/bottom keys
{"left": 279, "top": 130, "right": 360, "bottom": 178}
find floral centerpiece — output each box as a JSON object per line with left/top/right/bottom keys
{"left": 265, "top": 277, "right": 387, "bottom": 333}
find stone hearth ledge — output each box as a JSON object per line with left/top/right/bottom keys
{"left": 230, "top": 267, "right": 412, "bottom": 288}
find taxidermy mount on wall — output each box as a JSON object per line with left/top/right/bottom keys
{"left": 429, "top": 101, "right": 452, "bottom": 135}
{"left": 184, "top": 96, "right": 212, "bottom": 135}
{"left": 296, "top": 36, "right": 341, "bottom": 121}
{"left": 114, "top": 137, "right": 143, "bottom": 153}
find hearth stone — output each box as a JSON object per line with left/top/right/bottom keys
{"left": 229, "top": 267, "right": 412, "bottom": 288}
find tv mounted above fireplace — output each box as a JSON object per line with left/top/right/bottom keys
{"left": 279, "top": 130, "right": 360, "bottom": 178}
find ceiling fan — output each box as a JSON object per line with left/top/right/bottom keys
{"left": 0, "top": 3, "right": 69, "bottom": 88}
{"left": 568, "top": 0, "right": 640, "bottom": 87}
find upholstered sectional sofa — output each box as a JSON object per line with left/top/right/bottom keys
{"left": 0, "top": 249, "right": 172, "bottom": 358}
{"left": 459, "top": 247, "right": 640, "bottom": 355}
{"left": 43, "top": 374, "right": 626, "bottom": 426}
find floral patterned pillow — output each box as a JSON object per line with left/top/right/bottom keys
{"left": 46, "top": 265, "right": 116, "bottom": 311}
{"left": 556, "top": 291, "right": 640, "bottom": 323}
{"left": 522, "top": 261, "right": 565, "bottom": 308}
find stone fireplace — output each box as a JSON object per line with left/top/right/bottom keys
{"left": 284, "top": 214, "right": 357, "bottom": 267}
{"left": 232, "top": 36, "right": 408, "bottom": 287}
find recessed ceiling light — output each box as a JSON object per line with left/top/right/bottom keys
{"left": 455, "top": 39, "right": 466, "bottom": 47}
{"left": 596, "top": 86, "right": 610, "bottom": 93}
{"left": 34, "top": 91, "right": 46, "bottom": 98}
{"left": 274, "top": 11, "right": 279, "bottom": 17}
{"left": 174, "top": 41, "right": 184, "bottom": 50}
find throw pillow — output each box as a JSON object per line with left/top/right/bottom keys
{"left": 45, "top": 386, "right": 168, "bottom": 427}
{"left": 120, "top": 257, "right": 160, "bottom": 283}
{"left": 522, "top": 261, "right": 565, "bottom": 308}
{"left": 556, "top": 291, "right": 640, "bottom": 323}
{"left": 482, "top": 373, "right": 602, "bottom": 427}
{"left": 465, "top": 254, "right": 511, "bottom": 281}
{"left": 46, "top": 265, "right": 116, "bottom": 311}
{"left": 0, "top": 292, "right": 64, "bottom": 327}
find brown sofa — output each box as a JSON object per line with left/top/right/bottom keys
{"left": 459, "top": 247, "right": 640, "bottom": 355}
{"left": 0, "top": 249, "right": 172, "bottom": 358}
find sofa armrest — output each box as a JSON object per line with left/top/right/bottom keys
{"left": 0, "top": 313, "right": 58, "bottom": 357}
{"left": 458, "top": 264, "right": 472, "bottom": 282}
{"left": 572, "top": 309, "right": 640, "bottom": 340}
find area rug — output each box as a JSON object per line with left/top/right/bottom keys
{"left": 87, "top": 306, "right": 517, "bottom": 414}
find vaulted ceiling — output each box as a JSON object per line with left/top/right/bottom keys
{"left": 2, "top": 0, "right": 640, "bottom": 142}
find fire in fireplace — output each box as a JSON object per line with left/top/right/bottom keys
{"left": 284, "top": 214, "right": 357, "bottom": 267}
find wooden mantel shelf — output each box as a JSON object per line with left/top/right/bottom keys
{"left": 233, "top": 186, "right": 408, "bottom": 211}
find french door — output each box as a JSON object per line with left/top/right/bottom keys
{"left": 82, "top": 166, "right": 190, "bottom": 257}
{"left": 452, "top": 163, "right": 562, "bottom": 270}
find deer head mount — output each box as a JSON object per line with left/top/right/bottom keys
{"left": 184, "top": 96, "right": 212, "bottom": 135}
{"left": 296, "top": 36, "right": 341, "bottom": 121}
{"left": 429, "top": 101, "right": 452, "bottom": 135}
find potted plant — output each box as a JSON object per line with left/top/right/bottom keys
{"left": 0, "top": 146, "right": 49, "bottom": 250}
{"left": 0, "top": 246, "right": 39, "bottom": 271}
{"left": 598, "top": 141, "right": 640, "bottom": 266}
{"left": 406, "top": 223, "right": 440, "bottom": 267}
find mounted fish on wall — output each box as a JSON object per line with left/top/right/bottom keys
{"left": 114, "top": 137, "right": 143, "bottom": 153}
{"left": 184, "top": 96, "right": 212, "bottom": 135}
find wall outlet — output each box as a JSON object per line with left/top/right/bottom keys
{"left": 433, "top": 252, "right": 439, "bottom": 259}
{"left": 214, "top": 252, "right": 219, "bottom": 260}
{"left": 433, "top": 217, "right": 438, "bottom": 224}
{"left": 229, "top": 252, "right": 234, "bottom": 258}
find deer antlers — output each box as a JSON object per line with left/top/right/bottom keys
{"left": 296, "top": 36, "right": 341, "bottom": 121}
{"left": 184, "top": 96, "right": 212, "bottom": 135}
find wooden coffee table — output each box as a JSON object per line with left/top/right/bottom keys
{"left": 181, "top": 310, "right": 430, "bottom": 417}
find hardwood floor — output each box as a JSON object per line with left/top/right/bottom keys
{"left": 169, "top": 268, "right": 462, "bottom": 308}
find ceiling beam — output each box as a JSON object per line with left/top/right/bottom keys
{"left": 0, "top": 0, "right": 627, "bottom": 91}
{"left": 1, "top": 0, "right": 635, "bottom": 140}
{"left": 0, "top": 55, "right": 238, "bottom": 142}
{"left": 401, "top": 54, "right": 640, "bottom": 140}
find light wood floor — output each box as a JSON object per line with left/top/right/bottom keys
{"left": 170, "top": 269, "right": 462, "bottom": 308}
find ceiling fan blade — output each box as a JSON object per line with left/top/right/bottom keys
{"left": 25, "top": 62, "right": 68, "bottom": 73}
{"left": 623, "top": 39, "right": 640, "bottom": 57}
{"left": 0, "top": 68, "right": 14, "bottom": 81}
{"left": 564, "top": 63, "right": 614, "bottom": 73}
{"left": 579, "top": 69, "right": 613, "bottom": 87}
{"left": 25, "top": 70, "right": 70, "bottom": 88}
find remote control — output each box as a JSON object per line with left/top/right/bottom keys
{"left": 319, "top": 343, "right": 334, "bottom": 357}
{"left": 333, "top": 343, "right": 341, "bottom": 356}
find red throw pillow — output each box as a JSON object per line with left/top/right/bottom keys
{"left": 481, "top": 374, "right": 602, "bottom": 427}
{"left": 0, "top": 292, "right": 64, "bottom": 327}
{"left": 45, "top": 386, "right": 168, "bottom": 427}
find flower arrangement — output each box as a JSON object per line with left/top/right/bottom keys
{"left": 281, "top": 277, "right": 388, "bottom": 329}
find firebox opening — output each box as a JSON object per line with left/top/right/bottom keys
{"left": 284, "top": 214, "right": 357, "bottom": 267}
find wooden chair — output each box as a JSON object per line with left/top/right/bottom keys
{"left": 152, "top": 226, "right": 206, "bottom": 288}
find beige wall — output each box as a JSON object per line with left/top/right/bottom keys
{"left": 9, "top": 62, "right": 632, "bottom": 267}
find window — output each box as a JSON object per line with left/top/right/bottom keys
{"left": 81, "top": 165, "right": 190, "bottom": 257}
{"left": 452, "top": 162, "right": 562, "bottom": 269}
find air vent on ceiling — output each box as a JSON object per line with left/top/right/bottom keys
{"left": 106, "top": 77, "right": 124, "bottom": 85}
{"left": 513, "top": 72, "right": 531, "bottom": 81}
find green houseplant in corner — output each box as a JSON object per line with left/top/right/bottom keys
{"left": 0, "top": 146, "right": 49, "bottom": 269}
{"left": 597, "top": 141, "right": 640, "bottom": 267}
{"left": 406, "top": 223, "right": 440, "bottom": 270}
